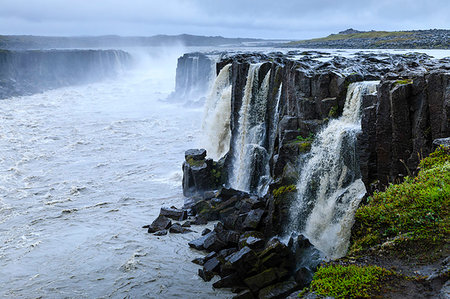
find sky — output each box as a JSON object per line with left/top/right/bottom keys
{"left": 1, "top": 0, "right": 449, "bottom": 39}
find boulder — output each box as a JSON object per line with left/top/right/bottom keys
{"left": 185, "top": 149, "right": 207, "bottom": 161}
{"left": 258, "top": 279, "right": 299, "bottom": 299}
{"left": 244, "top": 268, "right": 279, "bottom": 292}
{"left": 233, "top": 289, "right": 254, "bottom": 299}
{"left": 147, "top": 215, "right": 172, "bottom": 233}
{"left": 160, "top": 207, "right": 188, "bottom": 221}
{"left": 242, "top": 209, "right": 265, "bottom": 230}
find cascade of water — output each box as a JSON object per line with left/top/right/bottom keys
{"left": 201, "top": 64, "right": 232, "bottom": 160}
{"left": 229, "top": 64, "right": 273, "bottom": 195}
{"left": 287, "top": 81, "right": 378, "bottom": 259}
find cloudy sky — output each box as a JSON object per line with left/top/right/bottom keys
{"left": 1, "top": 0, "right": 449, "bottom": 39}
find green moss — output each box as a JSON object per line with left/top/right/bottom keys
{"left": 297, "top": 141, "right": 312, "bottom": 153}
{"left": 350, "top": 146, "right": 450, "bottom": 260}
{"left": 273, "top": 184, "right": 297, "bottom": 198}
{"left": 307, "top": 264, "right": 394, "bottom": 298}
{"left": 295, "top": 132, "right": 314, "bottom": 142}
{"left": 393, "top": 79, "right": 413, "bottom": 87}
{"left": 211, "top": 168, "right": 222, "bottom": 185}
{"left": 186, "top": 157, "right": 205, "bottom": 167}
{"left": 328, "top": 105, "right": 339, "bottom": 118}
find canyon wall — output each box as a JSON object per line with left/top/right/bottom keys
{"left": 0, "top": 49, "right": 131, "bottom": 99}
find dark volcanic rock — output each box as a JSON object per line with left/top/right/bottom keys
{"left": 160, "top": 207, "right": 188, "bottom": 221}
{"left": 147, "top": 215, "right": 172, "bottom": 233}
{"left": 242, "top": 209, "right": 265, "bottom": 230}
{"left": 258, "top": 279, "right": 299, "bottom": 299}
{"left": 185, "top": 149, "right": 207, "bottom": 161}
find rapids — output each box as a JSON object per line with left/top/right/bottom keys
{"left": 0, "top": 49, "right": 229, "bottom": 298}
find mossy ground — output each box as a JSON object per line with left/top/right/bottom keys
{"left": 300, "top": 146, "right": 450, "bottom": 298}
{"left": 305, "top": 264, "right": 394, "bottom": 298}
{"left": 350, "top": 145, "right": 449, "bottom": 261}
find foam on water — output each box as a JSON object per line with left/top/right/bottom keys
{"left": 0, "top": 48, "right": 229, "bottom": 298}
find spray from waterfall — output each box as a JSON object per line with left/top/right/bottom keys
{"left": 287, "top": 81, "right": 378, "bottom": 259}
{"left": 201, "top": 64, "right": 232, "bottom": 160}
{"left": 229, "top": 64, "right": 274, "bottom": 195}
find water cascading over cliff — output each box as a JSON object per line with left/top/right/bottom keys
{"left": 202, "top": 64, "right": 232, "bottom": 160}
{"left": 287, "top": 81, "right": 379, "bottom": 259}
{"left": 228, "top": 64, "right": 281, "bottom": 196}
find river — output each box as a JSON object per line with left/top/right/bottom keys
{"left": 0, "top": 48, "right": 229, "bottom": 298}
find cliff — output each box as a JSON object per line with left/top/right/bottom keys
{"left": 189, "top": 51, "right": 450, "bottom": 195}
{"left": 0, "top": 49, "right": 131, "bottom": 99}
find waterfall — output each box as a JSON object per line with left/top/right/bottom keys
{"left": 287, "top": 81, "right": 378, "bottom": 259}
{"left": 201, "top": 64, "right": 232, "bottom": 160}
{"left": 229, "top": 64, "right": 274, "bottom": 195}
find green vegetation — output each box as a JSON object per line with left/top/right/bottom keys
{"left": 297, "top": 141, "right": 312, "bottom": 153}
{"left": 273, "top": 184, "right": 297, "bottom": 198}
{"left": 393, "top": 79, "right": 413, "bottom": 87}
{"left": 350, "top": 146, "right": 450, "bottom": 260}
{"left": 328, "top": 105, "right": 339, "bottom": 118}
{"left": 295, "top": 132, "right": 314, "bottom": 142}
{"left": 186, "top": 157, "right": 205, "bottom": 167}
{"left": 307, "top": 264, "right": 394, "bottom": 298}
{"left": 289, "top": 31, "right": 414, "bottom": 45}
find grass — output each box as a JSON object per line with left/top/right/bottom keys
{"left": 306, "top": 264, "right": 394, "bottom": 298}
{"left": 349, "top": 146, "right": 450, "bottom": 260}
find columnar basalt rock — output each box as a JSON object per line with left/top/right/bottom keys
{"left": 0, "top": 49, "right": 131, "bottom": 99}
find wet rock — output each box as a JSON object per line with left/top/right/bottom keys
{"left": 191, "top": 257, "right": 205, "bottom": 266}
{"left": 213, "top": 273, "right": 242, "bottom": 289}
{"left": 181, "top": 221, "right": 191, "bottom": 227}
{"left": 203, "top": 231, "right": 227, "bottom": 252}
{"left": 169, "top": 223, "right": 193, "bottom": 234}
{"left": 432, "top": 137, "right": 450, "bottom": 150}
{"left": 201, "top": 228, "right": 211, "bottom": 236}
{"left": 226, "top": 246, "right": 258, "bottom": 274}
{"left": 160, "top": 207, "right": 188, "bottom": 221}
{"left": 147, "top": 215, "right": 172, "bottom": 233}
{"left": 294, "top": 267, "right": 312, "bottom": 289}
{"left": 242, "top": 209, "right": 265, "bottom": 230}
{"left": 153, "top": 229, "right": 168, "bottom": 236}
{"left": 188, "top": 234, "right": 210, "bottom": 250}
{"left": 258, "top": 279, "right": 299, "bottom": 299}
{"left": 185, "top": 149, "right": 207, "bottom": 161}
{"left": 192, "top": 216, "right": 208, "bottom": 225}
{"left": 218, "top": 187, "right": 247, "bottom": 201}
{"left": 203, "top": 257, "right": 220, "bottom": 273}
{"left": 245, "top": 236, "right": 265, "bottom": 249}
{"left": 198, "top": 268, "right": 214, "bottom": 282}
{"left": 239, "top": 231, "right": 265, "bottom": 249}
{"left": 233, "top": 289, "right": 255, "bottom": 299}
{"left": 244, "top": 268, "right": 279, "bottom": 292}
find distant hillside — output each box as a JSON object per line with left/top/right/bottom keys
{"left": 287, "top": 29, "right": 450, "bottom": 49}
{"left": 0, "top": 34, "right": 271, "bottom": 50}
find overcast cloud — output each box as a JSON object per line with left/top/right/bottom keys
{"left": 1, "top": 0, "right": 449, "bottom": 39}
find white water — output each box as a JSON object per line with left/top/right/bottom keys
{"left": 0, "top": 49, "right": 229, "bottom": 298}
{"left": 288, "top": 81, "right": 378, "bottom": 259}
{"left": 229, "top": 64, "right": 273, "bottom": 195}
{"left": 201, "top": 64, "right": 232, "bottom": 160}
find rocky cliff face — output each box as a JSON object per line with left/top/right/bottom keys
{"left": 359, "top": 72, "right": 450, "bottom": 190}
{"left": 168, "top": 52, "right": 215, "bottom": 103}
{"left": 184, "top": 50, "right": 450, "bottom": 196}
{"left": 0, "top": 49, "right": 131, "bottom": 99}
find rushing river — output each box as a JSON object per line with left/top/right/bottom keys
{"left": 0, "top": 49, "right": 229, "bottom": 298}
